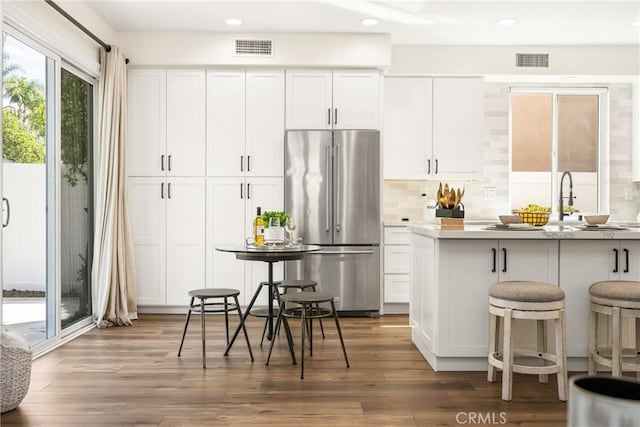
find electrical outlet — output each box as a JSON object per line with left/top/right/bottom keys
{"left": 625, "top": 188, "right": 634, "bottom": 201}
{"left": 483, "top": 187, "right": 496, "bottom": 200}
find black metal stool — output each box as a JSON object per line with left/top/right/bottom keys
{"left": 275, "top": 279, "right": 326, "bottom": 346}
{"left": 177, "top": 288, "right": 253, "bottom": 368}
{"left": 266, "top": 291, "right": 349, "bottom": 379}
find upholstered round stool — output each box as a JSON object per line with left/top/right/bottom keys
{"left": 487, "top": 281, "right": 568, "bottom": 401}
{"left": 588, "top": 281, "right": 640, "bottom": 378}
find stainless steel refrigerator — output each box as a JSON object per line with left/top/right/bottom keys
{"left": 285, "top": 130, "right": 380, "bottom": 314}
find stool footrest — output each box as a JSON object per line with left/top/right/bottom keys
{"left": 282, "top": 306, "right": 333, "bottom": 319}
{"left": 489, "top": 350, "right": 561, "bottom": 375}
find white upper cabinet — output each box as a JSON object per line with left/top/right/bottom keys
{"left": 286, "top": 70, "right": 333, "bottom": 130}
{"left": 207, "top": 70, "right": 285, "bottom": 177}
{"left": 246, "top": 71, "right": 285, "bottom": 177}
{"left": 166, "top": 70, "right": 206, "bottom": 176}
{"left": 383, "top": 77, "right": 483, "bottom": 180}
{"left": 384, "top": 78, "right": 432, "bottom": 179}
{"left": 432, "top": 77, "right": 484, "bottom": 179}
{"left": 127, "top": 69, "right": 205, "bottom": 177}
{"left": 127, "top": 70, "right": 166, "bottom": 177}
{"left": 286, "top": 69, "right": 380, "bottom": 130}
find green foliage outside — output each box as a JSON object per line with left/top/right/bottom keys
{"left": 2, "top": 109, "right": 45, "bottom": 163}
{"left": 61, "top": 69, "right": 90, "bottom": 187}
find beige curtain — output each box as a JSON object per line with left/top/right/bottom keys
{"left": 92, "top": 46, "right": 137, "bottom": 328}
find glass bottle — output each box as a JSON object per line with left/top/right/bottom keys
{"left": 253, "top": 207, "right": 264, "bottom": 246}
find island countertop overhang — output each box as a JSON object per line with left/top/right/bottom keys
{"left": 408, "top": 224, "right": 640, "bottom": 240}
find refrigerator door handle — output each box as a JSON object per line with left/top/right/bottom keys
{"left": 335, "top": 143, "right": 341, "bottom": 232}
{"left": 308, "top": 250, "right": 375, "bottom": 255}
{"left": 325, "top": 144, "right": 331, "bottom": 232}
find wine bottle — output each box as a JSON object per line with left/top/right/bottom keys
{"left": 253, "top": 207, "right": 265, "bottom": 246}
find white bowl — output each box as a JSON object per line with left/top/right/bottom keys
{"left": 584, "top": 214, "right": 609, "bottom": 225}
{"left": 499, "top": 214, "right": 522, "bottom": 225}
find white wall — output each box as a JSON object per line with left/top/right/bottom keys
{"left": 388, "top": 45, "right": 639, "bottom": 77}
{"left": 119, "top": 32, "right": 391, "bottom": 67}
{"left": 4, "top": 0, "right": 119, "bottom": 75}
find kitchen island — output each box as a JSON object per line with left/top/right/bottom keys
{"left": 408, "top": 223, "right": 640, "bottom": 371}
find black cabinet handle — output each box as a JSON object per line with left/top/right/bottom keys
{"left": 168, "top": 155, "right": 172, "bottom": 171}
{"left": 435, "top": 159, "right": 439, "bottom": 174}
{"left": 427, "top": 159, "right": 431, "bottom": 174}
{"left": 247, "top": 155, "right": 251, "bottom": 172}
{"left": 328, "top": 108, "right": 331, "bottom": 125}
{"left": 161, "top": 155, "right": 165, "bottom": 171}
{"left": 624, "top": 248, "right": 629, "bottom": 273}
{"left": 2, "top": 197, "right": 10, "bottom": 228}
{"left": 240, "top": 155, "right": 244, "bottom": 172}
{"left": 247, "top": 183, "right": 251, "bottom": 199}
{"left": 168, "top": 182, "right": 172, "bottom": 199}
{"left": 491, "top": 248, "right": 497, "bottom": 273}
{"left": 613, "top": 248, "right": 619, "bottom": 273}
{"left": 161, "top": 182, "right": 165, "bottom": 199}
{"left": 334, "top": 108, "right": 337, "bottom": 125}
{"left": 502, "top": 248, "right": 507, "bottom": 273}
{"left": 240, "top": 183, "right": 243, "bottom": 199}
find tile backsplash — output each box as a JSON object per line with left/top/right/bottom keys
{"left": 383, "top": 82, "right": 639, "bottom": 222}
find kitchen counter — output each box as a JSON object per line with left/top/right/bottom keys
{"left": 409, "top": 223, "right": 640, "bottom": 240}
{"left": 408, "top": 223, "right": 640, "bottom": 372}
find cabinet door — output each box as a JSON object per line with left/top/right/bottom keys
{"left": 128, "top": 177, "right": 166, "bottom": 305}
{"left": 383, "top": 78, "right": 432, "bottom": 179}
{"left": 620, "top": 240, "right": 640, "bottom": 281}
{"left": 206, "top": 177, "right": 246, "bottom": 301}
{"left": 127, "top": 69, "right": 166, "bottom": 176}
{"left": 560, "top": 240, "right": 618, "bottom": 357}
{"left": 332, "top": 70, "right": 380, "bottom": 130}
{"left": 384, "top": 274, "right": 410, "bottom": 303}
{"left": 384, "top": 245, "right": 410, "bottom": 274}
{"left": 245, "top": 178, "right": 285, "bottom": 304}
{"left": 285, "top": 69, "right": 332, "bottom": 130}
{"left": 165, "top": 178, "right": 205, "bottom": 306}
{"left": 166, "top": 70, "right": 205, "bottom": 177}
{"left": 432, "top": 77, "right": 483, "bottom": 179}
{"left": 207, "top": 71, "right": 246, "bottom": 176}
{"left": 246, "top": 71, "right": 285, "bottom": 177}
{"left": 498, "top": 240, "right": 559, "bottom": 285}
{"left": 438, "top": 240, "right": 498, "bottom": 356}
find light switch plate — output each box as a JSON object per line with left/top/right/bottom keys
{"left": 483, "top": 187, "right": 496, "bottom": 200}
{"left": 625, "top": 188, "right": 634, "bottom": 201}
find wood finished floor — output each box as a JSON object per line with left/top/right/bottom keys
{"left": 2, "top": 314, "right": 569, "bottom": 426}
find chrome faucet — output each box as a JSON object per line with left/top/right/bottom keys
{"left": 559, "top": 171, "right": 574, "bottom": 221}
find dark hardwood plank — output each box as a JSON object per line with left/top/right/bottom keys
{"left": 1, "top": 314, "right": 570, "bottom": 426}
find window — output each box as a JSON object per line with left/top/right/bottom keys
{"left": 510, "top": 88, "right": 606, "bottom": 216}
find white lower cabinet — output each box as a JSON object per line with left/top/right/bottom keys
{"left": 129, "top": 177, "right": 205, "bottom": 306}
{"left": 206, "top": 177, "right": 284, "bottom": 305}
{"left": 560, "top": 240, "right": 640, "bottom": 357}
{"left": 411, "top": 236, "right": 559, "bottom": 363}
{"left": 383, "top": 226, "right": 411, "bottom": 304}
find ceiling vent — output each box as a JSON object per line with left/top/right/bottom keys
{"left": 234, "top": 38, "right": 273, "bottom": 57}
{"left": 516, "top": 53, "right": 549, "bottom": 68}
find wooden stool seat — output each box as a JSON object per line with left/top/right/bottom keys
{"left": 588, "top": 281, "right": 640, "bottom": 378}
{"left": 266, "top": 291, "right": 349, "bottom": 379}
{"left": 278, "top": 279, "right": 318, "bottom": 290}
{"left": 488, "top": 281, "right": 568, "bottom": 401}
{"left": 178, "top": 287, "right": 253, "bottom": 368}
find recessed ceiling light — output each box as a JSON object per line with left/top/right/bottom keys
{"left": 225, "top": 18, "right": 243, "bottom": 26}
{"left": 633, "top": 20, "right": 640, "bottom": 27}
{"left": 360, "top": 18, "right": 379, "bottom": 26}
{"left": 497, "top": 17, "right": 517, "bottom": 26}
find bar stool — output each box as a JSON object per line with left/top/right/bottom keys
{"left": 276, "top": 279, "right": 325, "bottom": 344}
{"left": 487, "top": 281, "right": 568, "bottom": 401}
{"left": 266, "top": 291, "right": 349, "bottom": 379}
{"left": 588, "top": 281, "right": 640, "bottom": 378}
{"left": 177, "top": 288, "right": 253, "bottom": 368}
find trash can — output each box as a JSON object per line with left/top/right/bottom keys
{"left": 568, "top": 375, "right": 640, "bottom": 427}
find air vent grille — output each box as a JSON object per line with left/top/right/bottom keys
{"left": 235, "top": 39, "right": 273, "bottom": 56}
{"left": 516, "top": 53, "right": 549, "bottom": 68}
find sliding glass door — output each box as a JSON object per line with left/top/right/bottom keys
{"left": 2, "top": 29, "right": 95, "bottom": 350}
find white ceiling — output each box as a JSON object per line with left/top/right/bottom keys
{"left": 85, "top": 0, "right": 640, "bottom": 45}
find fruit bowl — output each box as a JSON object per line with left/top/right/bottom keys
{"left": 512, "top": 210, "right": 550, "bottom": 226}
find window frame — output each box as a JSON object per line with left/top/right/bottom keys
{"left": 509, "top": 86, "right": 609, "bottom": 216}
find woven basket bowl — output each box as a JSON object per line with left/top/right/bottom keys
{"left": 513, "top": 211, "right": 550, "bottom": 227}
{"left": 1, "top": 331, "right": 32, "bottom": 413}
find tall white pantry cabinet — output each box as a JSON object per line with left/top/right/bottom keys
{"left": 127, "top": 69, "right": 206, "bottom": 306}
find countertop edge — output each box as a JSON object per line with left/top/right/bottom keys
{"left": 408, "top": 224, "right": 640, "bottom": 240}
